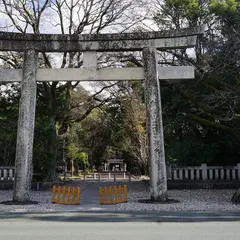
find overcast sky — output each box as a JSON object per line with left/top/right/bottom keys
{"left": 0, "top": 0, "right": 159, "bottom": 93}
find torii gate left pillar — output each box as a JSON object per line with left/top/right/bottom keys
{"left": 13, "top": 49, "right": 38, "bottom": 202}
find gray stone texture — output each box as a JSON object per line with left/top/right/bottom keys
{"left": 13, "top": 49, "right": 38, "bottom": 202}
{"left": 0, "top": 36, "right": 197, "bottom": 52}
{"left": 0, "top": 25, "right": 205, "bottom": 41}
{"left": 83, "top": 51, "right": 97, "bottom": 68}
{"left": 0, "top": 66, "right": 194, "bottom": 82}
{"left": 143, "top": 47, "right": 168, "bottom": 201}
{"left": 0, "top": 25, "right": 205, "bottom": 52}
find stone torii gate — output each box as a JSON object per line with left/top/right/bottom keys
{"left": 0, "top": 26, "right": 204, "bottom": 202}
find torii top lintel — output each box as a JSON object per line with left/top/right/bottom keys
{"left": 0, "top": 25, "right": 205, "bottom": 52}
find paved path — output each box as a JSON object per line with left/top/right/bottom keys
{"left": 61, "top": 180, "right": 146, "bottom": 212}
{"left": 0, "top": 211, "right": 240, "bottom": 240}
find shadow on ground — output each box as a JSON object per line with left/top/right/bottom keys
{"left": 0, "top": 211, "right": 240, "bottom": 223}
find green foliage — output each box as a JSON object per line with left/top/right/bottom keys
{"left": 2, "top": 0, "right": 240, "bottom": 178}
{"left": 0, "top": 98, "right": 18, "bottom": 166}
{"left": 210, "top": 0, "right": 238, "bottom": 14}
{"left": 32, "top": 115, "right": 57, "bottom": 181}
{"left": 67, "top": 143, "right": 89, "bottom": 167}
{"left": 154, "top": 0, "right": 208, "bottom": 28}
{"left": 166, "top": 0, "right": 199, "bottom": 16}
{"left": 149, "top": 0, "right": 240, "bottom": 167}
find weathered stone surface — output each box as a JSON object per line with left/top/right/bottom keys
{"left": 0, "top": 25, "right": 205, "bottom": 52}
{"left": 37, "top": 67, "right": 142, "bottom": 81}
{"left": 0, "top": 25, "right": 205, "bottom": 41}
{"left": 158, "top": 66, "right": 194, "bottom": 79}
{"left": 0, "top": 36, "right": 197, "bottom": 52}
{"left": 0, "top": 69, "right": 22, "bottom": 82}
{"left": 4, "top": 68, "right": 143, "bottom": 82}
{"left": 83, "top": 51, "right": 97, "bottom": 68}
{"left": 0, "top": 26, "right": 205, "bottom": 52}
{"left": 0, "top": 66, "right": 194, "bottom": 82}
{"left": 13, "top": 49, "right": 38, "bottom": 202}
{"left": 143, "top": 47, "right": 168, "bottom": 201}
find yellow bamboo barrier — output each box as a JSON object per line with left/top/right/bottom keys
{"left": 52, "top": 186, "right": 80, "bottom": 205}
{"left": 99, "top": 185, "right": 128, "bottom": 205}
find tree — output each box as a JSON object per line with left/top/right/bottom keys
{"left": 149, "top": 0, "right": 240, "bottom": 167}
{"left": 0, "top": 83, "right": 19, "bottom": 166}
{"left": 0, "top": 0, "right": 144, "bottom": 183}
{"left": 120, "top": 81, "right": 148, "bottom": 174}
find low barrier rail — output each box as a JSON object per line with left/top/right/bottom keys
{"left": 99, "top": 185, "right": 128, "bottom": 205}
{"left": 168, "top": 163, "right": 240, "bottom": 181}
{"left": 52, "top": 186, "right": 80, "bottom": 205}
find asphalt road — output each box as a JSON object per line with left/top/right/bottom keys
{"left": 0, "top": 211, "right": 240, "bottom": 240}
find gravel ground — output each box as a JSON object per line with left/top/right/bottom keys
{"left": 0, "top": 189, "right": 239, "bottom": 213}
{"left": 0, "top": 190, "right": 81, "bottom": 212}
{"left": 116, "top": 189, "right": 240, "bottom": 212}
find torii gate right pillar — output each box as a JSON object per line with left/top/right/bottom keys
{"left": 143, "top": 47, "right": 167, "bottom": 201}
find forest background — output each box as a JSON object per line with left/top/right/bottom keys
{"left": 0, "top": 0, "right": 239, "bottom": 181}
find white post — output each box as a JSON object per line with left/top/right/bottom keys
{"left": 3, "top": 169, "right": 7, "bottom": 180}
{"left": 179, "top": 169, "right": 183, "bottom": 180}
{"left": 124, "top": 163, "right": 127, "bottom": 172}
{"left": 184, "top": 169, "right": 189, "bottom": 180}
{"left": 143, "top": 47, "right": 167, "bottom": 201}
{"left": 201, "top": 164, "right": 207, "bottom": 181}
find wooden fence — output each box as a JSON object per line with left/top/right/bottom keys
{"left": 52, "top": 186, "right": 80, "bottom": 205}
{"left": 99, "top": 185, "right": 128, "bottom": 205}
{"left": 168, "top": 163, "right": 240, "bottom": 181}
